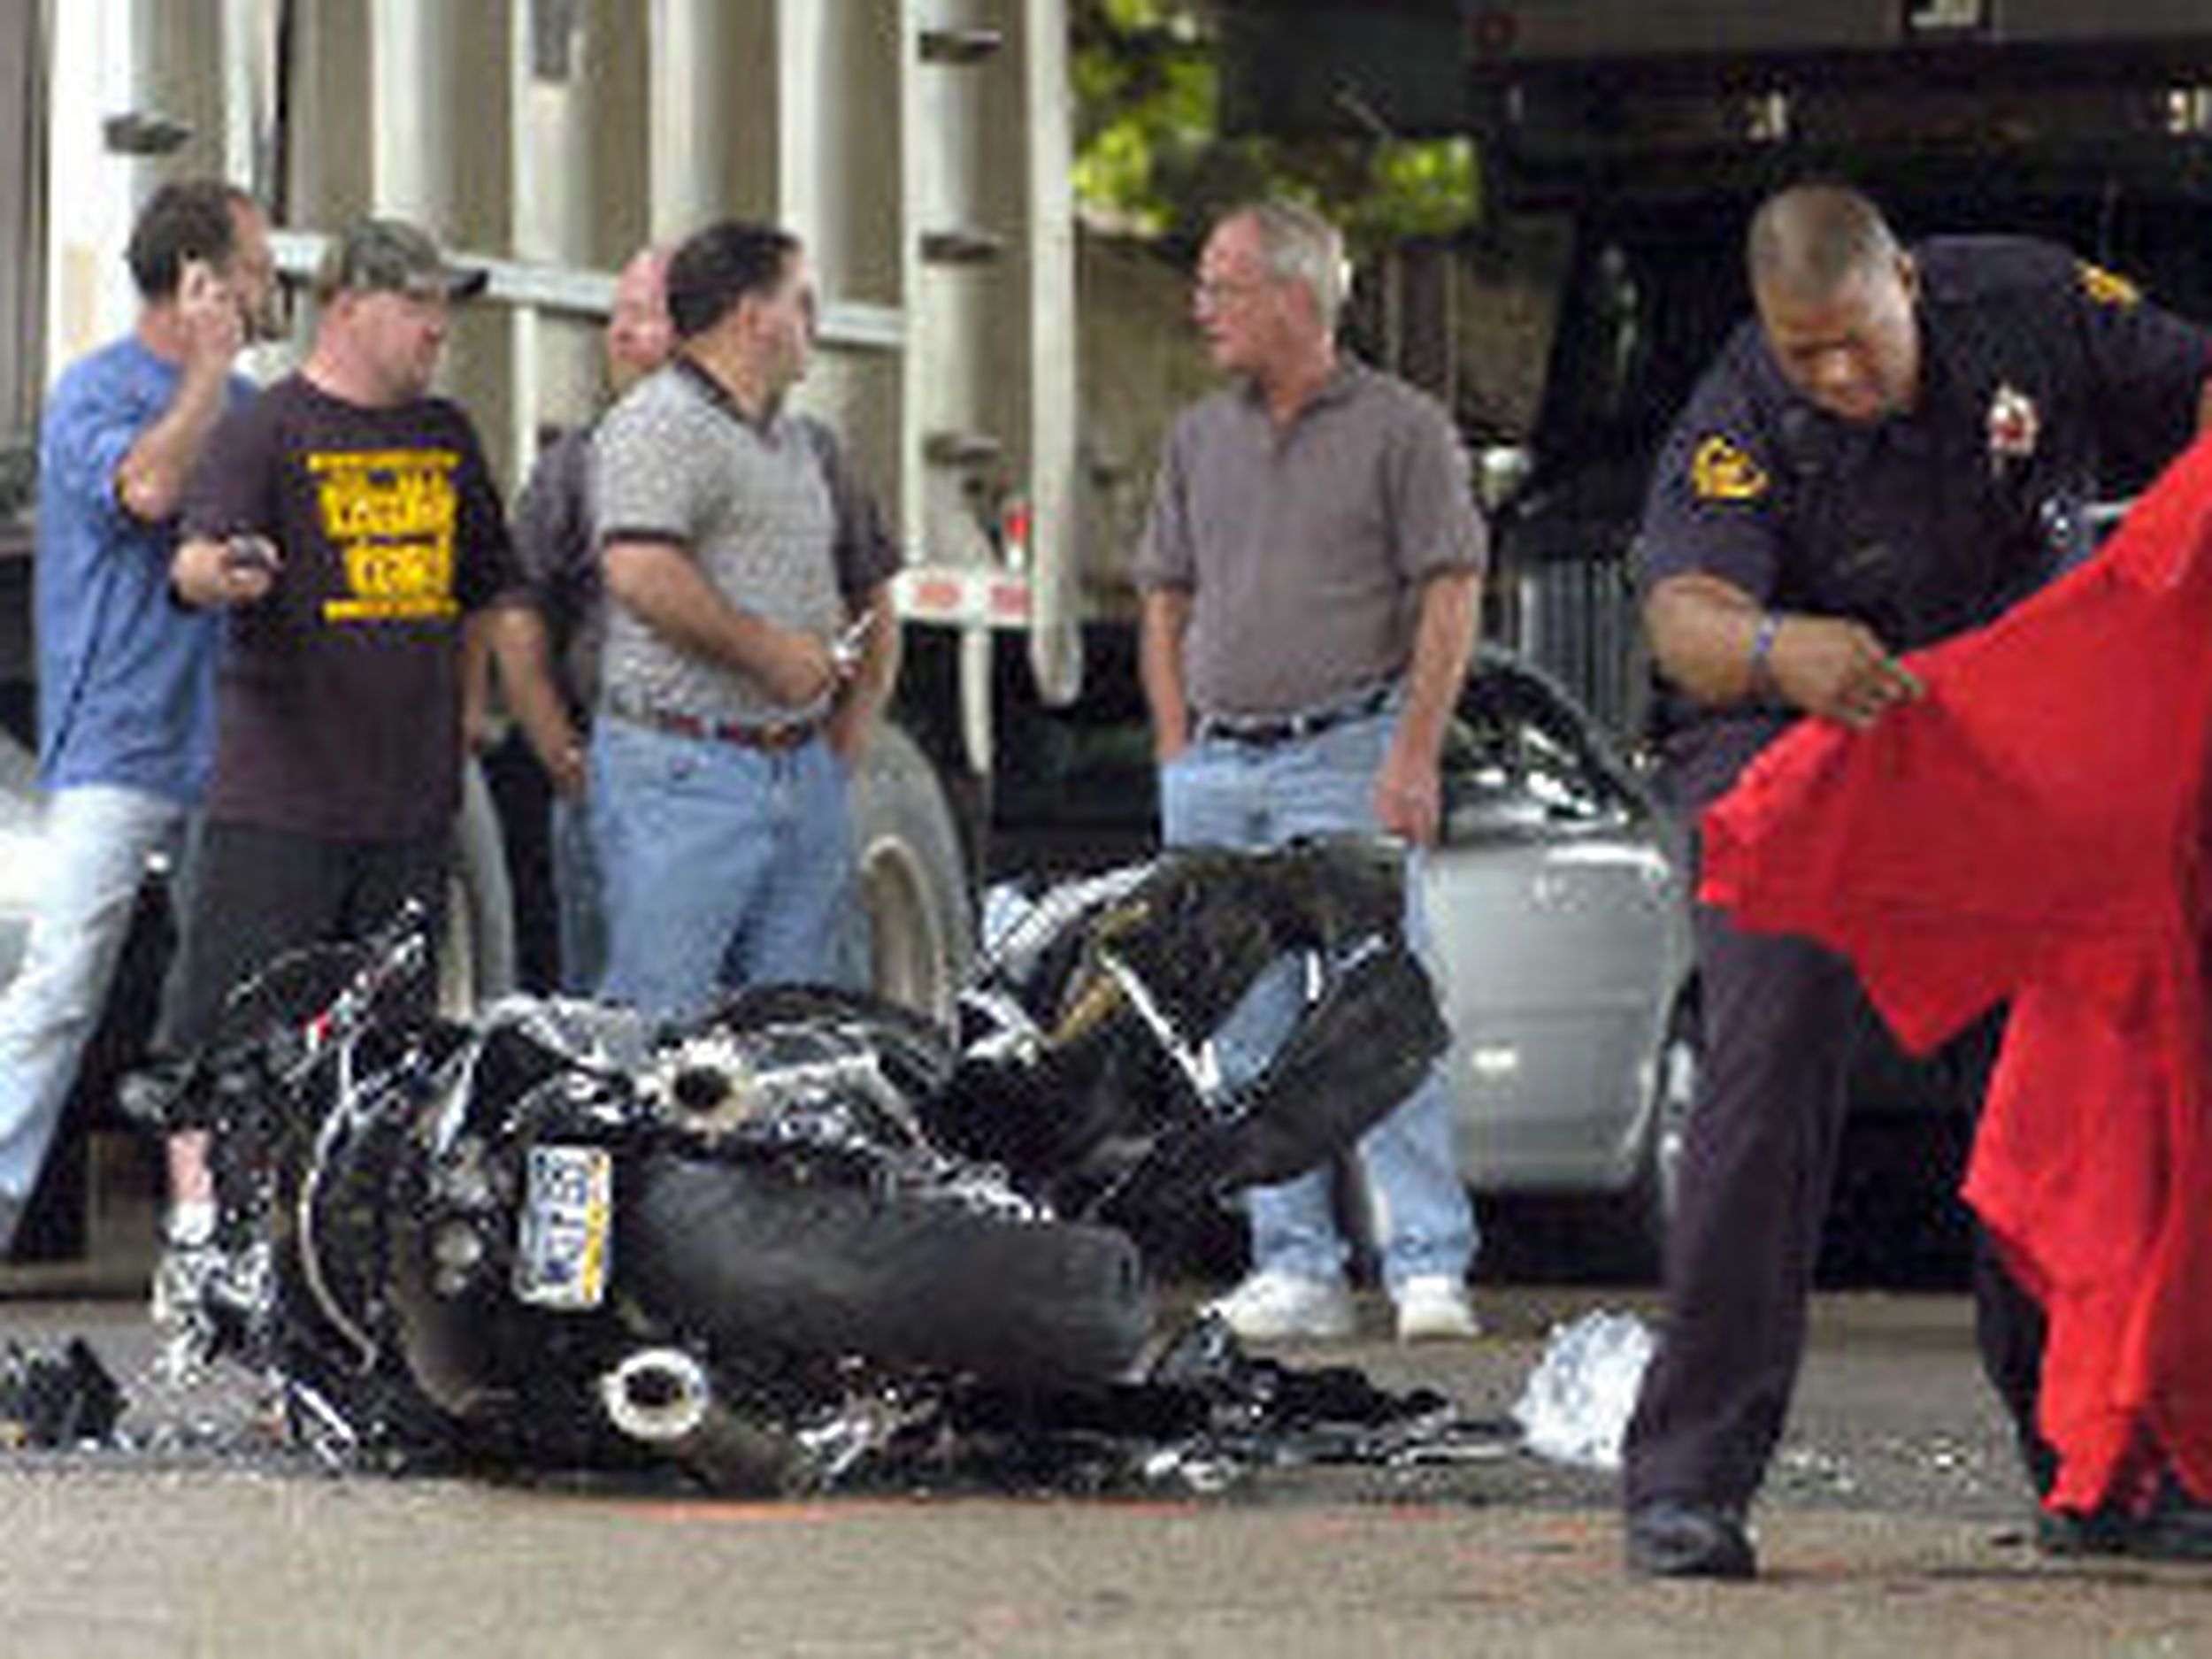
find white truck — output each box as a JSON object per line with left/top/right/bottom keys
{"left": 0, "top": 0, "right": 1118, "bottom": 1023}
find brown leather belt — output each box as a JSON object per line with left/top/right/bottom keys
{"left": 607, "top": 699, "right": 822, "bottom": 753}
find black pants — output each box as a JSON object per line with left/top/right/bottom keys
{"left": 160, "top": 818, "right": 450, "bottom": 1056}
{"left": 1623, "top": 899, "right": 2055, "bottom": 1511}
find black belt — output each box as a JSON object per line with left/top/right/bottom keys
{"left": 1194, "top": 685, "right": 1394, "bottom": 749}
{"left": 607, "top": 699, "right": 822, "bottom": 753}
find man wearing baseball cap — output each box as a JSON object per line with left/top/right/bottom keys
{"left": 154, "top": 215, "right": 575, "bottom": 1348}
{"left": 310, "top": 216, "right": 490, "bottom": 306}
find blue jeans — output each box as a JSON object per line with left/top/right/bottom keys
{"left": 591, "top": 717, "right": 855, "bottom": 1019}
{"left": 1159, "top": 710, "right": 1476, "bottom": 1289}
{"left": 0, "top": 785, "right": 190, "bottom": 1206}
{"left": 549, "top": 789, "right": 605, "bottom": 996}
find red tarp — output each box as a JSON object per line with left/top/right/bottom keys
{"left": 1698, "top": 434, "right": 2212, "bottom": 1512}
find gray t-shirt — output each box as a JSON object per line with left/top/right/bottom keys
{"left": 593, "top": 360, "right": 850, "bottom": 726}
{"left": 1135, "top": 361, "right": 1486, "bottom": 717}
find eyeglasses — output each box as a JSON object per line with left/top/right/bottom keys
{"left": 1192, "top": 275, "right": 1274, "bottom": 309}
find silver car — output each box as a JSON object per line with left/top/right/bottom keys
{"left": 1426, "top": 650, "right": 1696, "bottom": 1256}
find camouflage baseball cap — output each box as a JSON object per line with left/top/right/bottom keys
{"left": 313, "top": 216, "right": 488, "bottom": 303}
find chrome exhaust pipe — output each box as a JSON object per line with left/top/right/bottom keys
{"left": 598, "top": 1348, "right": 795, "bottom": 1493}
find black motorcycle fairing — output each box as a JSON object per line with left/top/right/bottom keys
{"left": 158, "top": 841, "right": 1459, "bottom": 1488}
{"left": 922, "top": 836, "right": 1445, "bottom": 1232}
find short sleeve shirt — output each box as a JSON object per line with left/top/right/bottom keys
{"left": 593, "top": 360, "right": 864, "bottom": 726}
{"left": 520, "top": 404, "right": 898, "bottom": 722}
{"left": 1639, "top": 235, "right": 2212, "bottom": 803}
{"left": 33, "top": 337, "right": 249, "bottom": 801}
{"left": 1135, "top": 361, "right": 1487, "bottom": 718}
{"left": 180, "top": 373, "right": 520, "bottom": 839}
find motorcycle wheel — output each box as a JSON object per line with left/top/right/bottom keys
{"left": 622, "top": 1154, "right": 1152, "bottom": 1389}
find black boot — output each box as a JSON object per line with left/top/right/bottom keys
{"left": 2039, "top": 1478, "right": 2212, "bottom": 1561}
{"left": 1625, "top": 1499, "right": 1757, "bottom": 1579}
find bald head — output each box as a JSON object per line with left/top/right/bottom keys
{"left": 1741, "top": 185, "right": 1922, "bottom": 424}
{"left": 1746, "top": 185, "right": 1901, "bottom": 304}
{"left": 606, "top": 244, "right": 672, "bottom": 392}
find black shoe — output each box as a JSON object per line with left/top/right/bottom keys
{"left": 2138, "top": 1486, "right": 2212, "bottom": 1560}
{"left": 2036, "top": 1480, "right": 2212, "bottom": 1562}
{"left": 1625, "top": 1499, "right": 1757, "bottom": 1579}
{"left": 2034, "top": 1506, "right": 2135, "bottom": 1558}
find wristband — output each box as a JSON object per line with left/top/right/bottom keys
{"left": 1747, "top": 611, "right": 1783, "bottom": 695}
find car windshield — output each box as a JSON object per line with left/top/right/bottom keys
{"left": 1444, "top": 661, "right": 1642, "bottom": 834}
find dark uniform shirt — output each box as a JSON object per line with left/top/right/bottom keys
{"left": 1640, "top": 234, "right": 2212, "bottom": 807}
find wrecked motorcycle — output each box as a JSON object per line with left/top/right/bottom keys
{"left": 153, "top": 839, "right": 1452, "bottom": 1490}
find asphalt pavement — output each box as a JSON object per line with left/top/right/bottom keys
{"left": 1, "top": 1282, "right": 2208, "bottom": 1656}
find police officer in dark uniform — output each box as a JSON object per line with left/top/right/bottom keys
{"left": 1624, "top": 182, "right": 2212, "bottom": 1578}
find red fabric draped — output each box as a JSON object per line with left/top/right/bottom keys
{"left": 1698, "top": 434, "right": 2212, "bottom": 1511}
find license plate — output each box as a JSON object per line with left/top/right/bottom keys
{"left": 515, "top": 1144, "right": 613, "bottom": 1310}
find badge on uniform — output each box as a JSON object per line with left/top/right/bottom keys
{"left": 1690, "top": 434, "right": 1769, "bottom": 503}
{"left": 2078, "top": 261, "right": 2141, "bottom": 309}
{"left": 1986, "top": 382, "right": 2039, "bottom": 476}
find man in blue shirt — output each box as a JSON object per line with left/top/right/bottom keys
{"left": 0, "top": 179, "right": 273, "bottom": 1256}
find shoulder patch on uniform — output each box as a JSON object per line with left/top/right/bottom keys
{"left": 2078, "top": 261, "right": 2141, "bottom": 309}
{"left": 1689, "top": 434, "right": 1769, "bottom": 503}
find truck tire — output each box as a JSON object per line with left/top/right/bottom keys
{"left": 849, "top": 724, "right": 972, "bottom": 1018}
{"left": 622, "top": 1154, "right": 1152, "bottom": 1388}
{"left": 444, "top": 757, "right": 518, "bottom": 1015}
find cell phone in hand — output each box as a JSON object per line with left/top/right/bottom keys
{"left": 223, "top": 534, "right": 278, "bottom": 574}
{"left": 830, "top": 611, "right": 877, "bottom": 674}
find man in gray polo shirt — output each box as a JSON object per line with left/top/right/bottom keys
{"left": 1136, "top": 199, "right": 1486, "bottom": 1343}
{"left": 590, "top": 220, "right": 898, "bottom": 1018}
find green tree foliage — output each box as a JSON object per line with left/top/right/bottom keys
{"left": 1070, "top": 0, "right": 1478, "bottom": 256}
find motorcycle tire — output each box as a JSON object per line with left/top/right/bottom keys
{"left": 621, "top": 1153, "right": 1152, "bottom": 1389}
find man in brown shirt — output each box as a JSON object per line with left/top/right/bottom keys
{"left": 1135, "top": 200, "right": 1486, "bottom": 1343}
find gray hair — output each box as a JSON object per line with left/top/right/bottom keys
{"left": 1232, "top": 200, "right": 1349, "bottom": 329}
{"left": 1746, "top": 183, "right": 1900, "bottom": 302}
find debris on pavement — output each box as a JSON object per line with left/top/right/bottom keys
{"left": 1512, "top": 1310, "right": 1655, "bottom": 1471}
{"left": 0, "top": 1337, "right": 124, "bottom": 1449}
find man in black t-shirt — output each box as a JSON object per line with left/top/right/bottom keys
{"left": 157, "top": 219, "right": 578, "bottom": 1320}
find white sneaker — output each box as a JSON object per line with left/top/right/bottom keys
{"left": 1203, "top": 1270, "right": 1356, "bottom": 1341}
{"left": 1394, "top": 1274, "right": 1480, "bottom": 1342}
{"left": 150, "top": 1237, "right": 222, "bottom": 1383}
